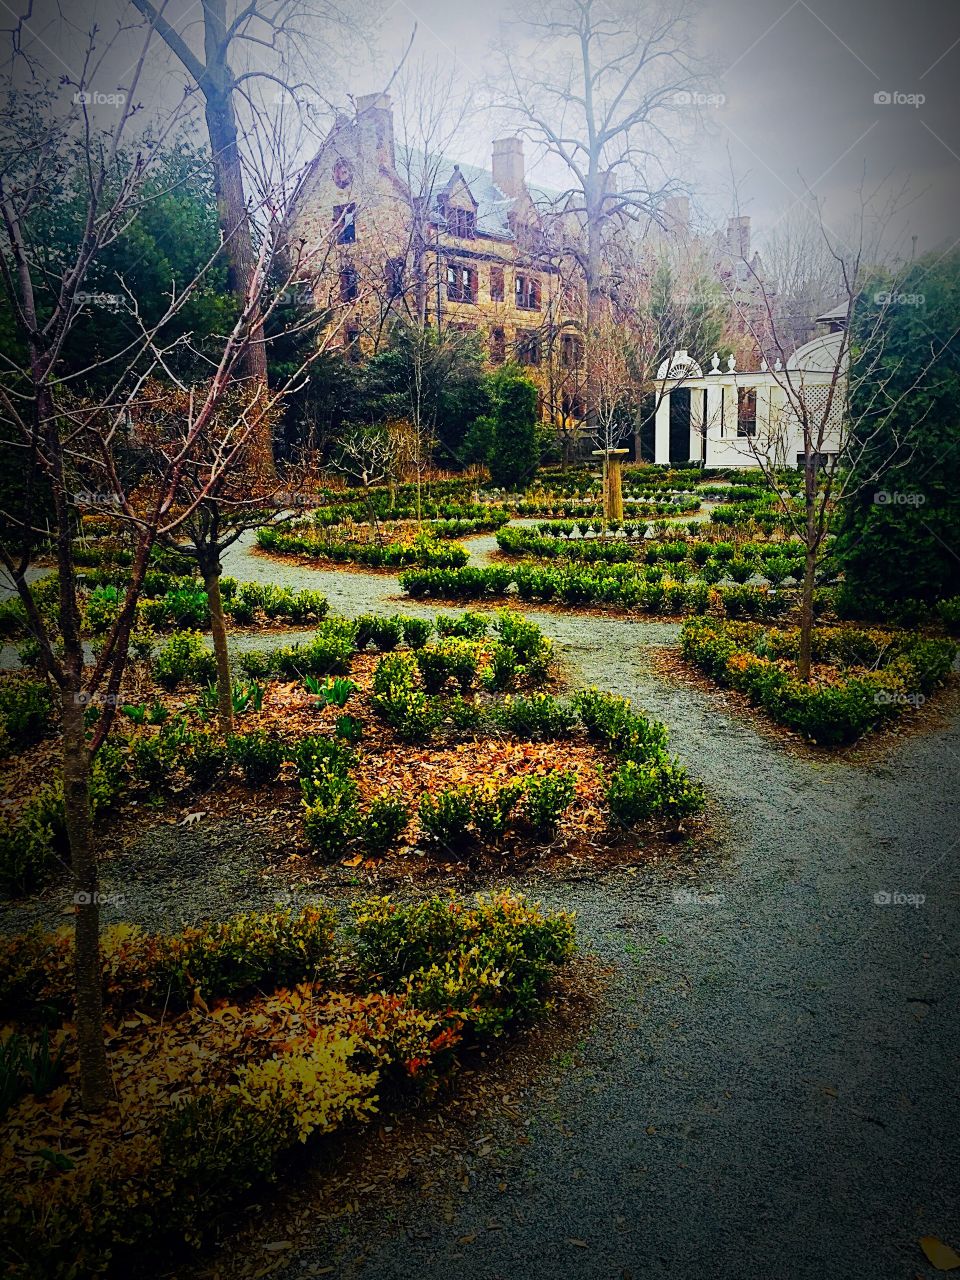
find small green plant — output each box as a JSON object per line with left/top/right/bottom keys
{"left": 355, "top": 793, "right": 410, "bottom": 858}
{"left": 183, "top": 731, "right": 228, "bottom": 789}
{"left": 521, "top": 770, "right": 577, "bottom": 839}
{"left": 469, "top": 780, "right": 525, "bottom": 843}
{"left": 303, "top": 675, "right": 356, "bottom": 708}
{"left": 436, "top": 611, "right": 488, "bottom": 640}
{"left": 334, "top": 713, "right": 364, "bottom": 743}
{"left": 0, "top": 1028, "right": 65, "bottom": 1116}
{"left": 605, "top": 755, "right": 704, "bottom": 826}
{"left": 500, "top": 693, "right": 575, "bottom": 740}
{"left": 152, "top": 632, "right": 217, "bottom": 690}
{"left": 418, "top": 787, "right": 474, "bottom": 853}
{"left": 401, "top": 616, "right": 432, "bottom": 649}
{"left": 227, "top": 730, "right": 286, "bottom": 785}
{"left": 129, "top": 732, "right": 179, "bottom": 791}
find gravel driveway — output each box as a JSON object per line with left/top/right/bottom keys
{"left": 219, "top": 535, "right": 960, "bottom": 1280}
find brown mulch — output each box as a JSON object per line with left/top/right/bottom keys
{"left": 4, "top": 652, "right": 712, "bottom": 891}
{"left": 651, "top": 645, "right": 960, "bottom": 765}
{"left": 165, "top": 956, "right": 610, "bottom": 1280}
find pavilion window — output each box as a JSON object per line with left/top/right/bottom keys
{"left": 490, "top": 266, "right": 505, "bottom": 302}
{"left": 737, "top": 386, "right": 757, "bottom": 436}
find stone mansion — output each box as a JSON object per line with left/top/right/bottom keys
{"left": 286, "top": 93, "right": 834, "bottom": 465}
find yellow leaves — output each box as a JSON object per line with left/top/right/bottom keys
{"left": 920, "top": 1238, "right": 960, "bottom": 1271}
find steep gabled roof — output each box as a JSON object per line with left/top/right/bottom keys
{"left": 395, "top": 144, "right": 560, "bottom": 240}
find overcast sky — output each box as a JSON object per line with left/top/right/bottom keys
{"left": 11, "top": 0, "right": 960, "bottom": 257}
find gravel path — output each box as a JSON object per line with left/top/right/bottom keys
{"left": 7, "top": 536, "right": 959, "bottom": 1279}
{"left": 220, "top": 536, "right": 960, "bottom": 1280}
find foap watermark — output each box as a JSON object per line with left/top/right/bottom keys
{"left": 76, "top": 290, "right": 128, "bottom": 310}
{"left": 72, "top": 691, "right": 124, "bottom": 707}
{"left": 873, "top": 889, "right": 925, "bottom": 908}
{"left": 673, "top": 89, "right": 726, "bottom": 108}
{"left": 74, "top": 89, "right": 127, "bottom": 108}
{"left": 874, "top": 689, "right": 925, "bottom": 708}
{"left": 75, "top": 489, "right": 121, "bottom": 507}
{"left": 873, "top": 490, "right": 925, "bottom": 507}
{"left": 874, "top": 290, "right": 925, "bottom": 307}
{"left": 873, "top": 90, "right": 925, "bottom": 108}
{"left": 73, "top": 890, "right": 125, "bottom": 906}
{"left": 673, "top": 887, "right": 724, "bottom": 907}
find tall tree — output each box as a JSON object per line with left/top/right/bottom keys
{"left": 0, "top": 28, "right": 338, "bottom": 1105}
{"left": 496, "top": 0, "right": 704, "bottom": 435}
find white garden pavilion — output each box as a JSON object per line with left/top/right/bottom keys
{"left": 649, "top": 308, "right": 847, "bottom": 469}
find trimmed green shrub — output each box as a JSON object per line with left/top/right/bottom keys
{"left": 228, "top": 731, "right": 286, "bottom": 785}
{"left": 152, "top": 632, "right": 216, "bottom": 690}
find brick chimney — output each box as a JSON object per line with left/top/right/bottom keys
{"left": 492, "top": 137, "right": 525, "bottom": 198}
{"left": 356, "top": 92, "right": 395, "bottom": 170}
{"left": 664, "top": 195, "right": 690, "bottom": 235}
{"left": 727, "top": 215, "right": 750, "bottom": 259}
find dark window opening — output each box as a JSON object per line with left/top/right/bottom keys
{"left": 490, "top": 327, "right": 506, "bottom": 363}
{"left": 561, "top": 333, "right": 583, "bottom": 368}
{"left": 515, "top": 273, "right": 541, "bottom": 310}
{"left": 516, "top": 329, "right": 541, "bottom": 366}
{"left": 344, "top": 326, "right": 361, "bottom": 362}
{"left": 446, "top": 263, "right": 477, "bottom": 303}
{"left": 561, "top": 391, "right": 584, "bottom": 419}
{"left": 339, "top": 265, "right": 359, "bottom": 302}
{"left": 385, "top": 257, "right": 404, "bottom": 299}
{"left": 490, "top": 267, "right": 505, "bottom": 302}
{"left": 333, "top": 203, "right": 356, "bottom": 244}
{"left": 737, "top": 386, "right": 757, "bottom": 436}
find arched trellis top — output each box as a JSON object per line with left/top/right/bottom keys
{"left": 657, "top": 349, "right": 703, "bottom": 380}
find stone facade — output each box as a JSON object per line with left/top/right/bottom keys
{"left": 285, "top": 93, "right": 586, "bottom": 429}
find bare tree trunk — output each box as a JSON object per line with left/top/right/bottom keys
{"left": 204, "top": 92, "right": 269, "bottom": 393}
{"left": 202, "top": 559, "right": 234, "bottom": 735}
{"left": 62, "top": 687, "right": 112, "bottom": 1108}
{"left": 797, "top": 457, "right": 819, "bottom": 682}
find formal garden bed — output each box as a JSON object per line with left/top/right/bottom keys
{"left": 678, "top": 618, "right": 957, "bottom": 745}
{"left": 0, "top": 609, "right": 706, "bottom": 896}
{"left": 0, "top": 891, "right": 577, "bottom": 1280}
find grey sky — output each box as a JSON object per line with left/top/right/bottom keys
{"left": 9, "top": 0, "right": 960, "bottom": 255}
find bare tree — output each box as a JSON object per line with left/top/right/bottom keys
{"left": 725, "top": 190, "right": 934, "bottom": 679}
{"left": 127, "top": 0, "right": 368, "bottom": 423}
{"left": 0, "top": 26, "right": 339, "bottom": 1104}
{"left": 495, "top": 0, "right": 705, "bottom": 435}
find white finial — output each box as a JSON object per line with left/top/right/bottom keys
{"left": 710, "top": 352, "right": 720, "bottom": 373}
{"left": 727, "top": 353, "right": 736, "bottom": 372}
{"left": 760, "top": 358, "right": 768, "bottom": 372}
{"left": 774, "top": 357, "right": 783, "bottom": 371}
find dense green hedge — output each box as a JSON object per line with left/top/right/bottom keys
{"left": 680, "top": 618, "right": 957, "bottom": 744}
{"left": 256, "top": 527, "right": 469, "bottom": 570}
{"left": 400, "top": 563, "right": 790, "bottom": 618}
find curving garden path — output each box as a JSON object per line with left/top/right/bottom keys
{"left": 212, "top": 532, "right": 960, "bottom": 1280}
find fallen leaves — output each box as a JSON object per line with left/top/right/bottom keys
{"left": 920, "top": 1237, "right": 960, "bottom": 1271}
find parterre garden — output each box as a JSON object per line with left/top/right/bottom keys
{"left": 1, "top": 461, "right": 957, "bottom": 1277}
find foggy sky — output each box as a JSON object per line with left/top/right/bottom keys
{"left": 8, "top": 0, "right": 960, "bottom": 256}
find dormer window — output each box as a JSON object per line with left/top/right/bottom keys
{"left": 442, "top": 203, "right": 475, "bottom": 239}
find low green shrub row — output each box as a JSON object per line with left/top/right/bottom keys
{"left": 680, "top": 618, "right": 957, "bottom": 744}
{"left": 400, "top": 564, "right": 790, "bottom": 618}
{"left": 1, "top": 892, "right": 574, "bottom": 1279}
{"left": 257, "top": 526, "right": 468, "bottom": 570}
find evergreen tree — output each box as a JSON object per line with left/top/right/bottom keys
{"left": 834, "top": 250, "right": 960, "bottom": 609}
